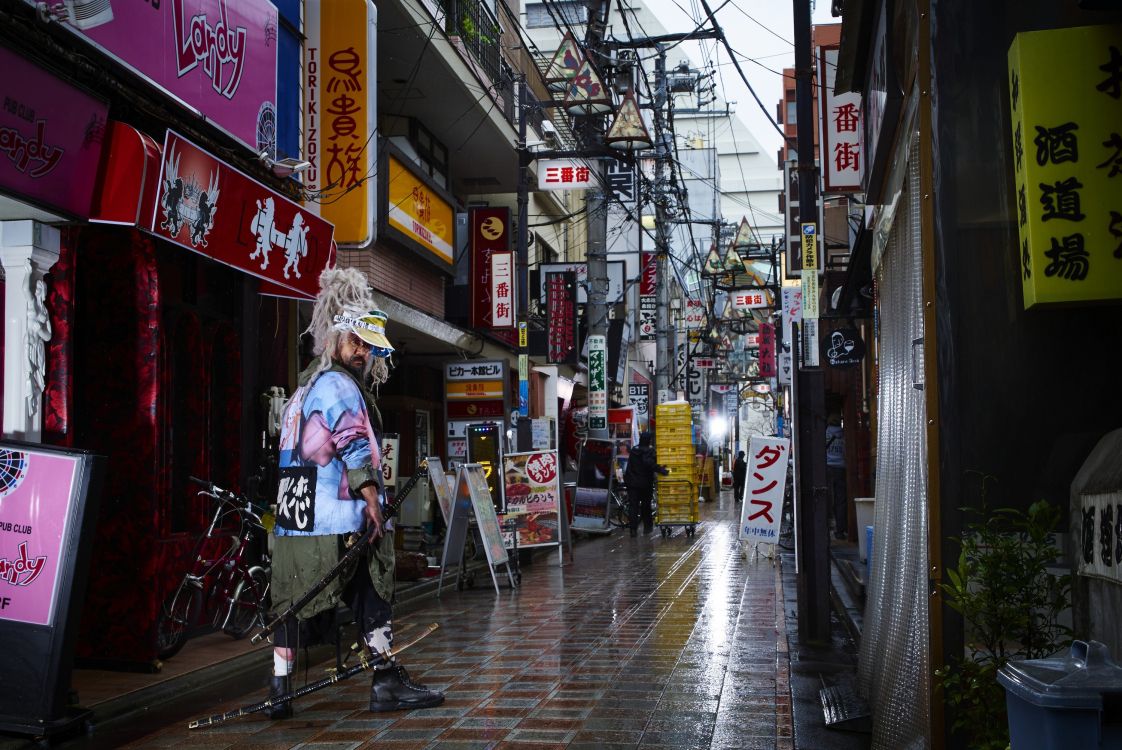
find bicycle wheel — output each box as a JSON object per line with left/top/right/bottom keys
{"left": 156, "top": 585, "right": 199, "bottom": 660}
{"left": 222, "top": 566, "right": 270, "bottom": 639}
{"left": 609, "top": 491, "right": 630, "bottom": 528}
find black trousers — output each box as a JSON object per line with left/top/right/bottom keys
{"left": 628, "top": 484, "right": 654, "bottom": 532}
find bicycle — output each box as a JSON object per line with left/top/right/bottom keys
{"left": 608, "top": 485, "right": 630, "bottom": 529}
{"left": 155, "top": 476, "right": 272, "bottom": 660}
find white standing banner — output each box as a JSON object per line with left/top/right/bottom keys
{"left": 739, "top": 436, "right": 792, "bottom": 543}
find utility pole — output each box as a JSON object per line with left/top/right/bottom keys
{"left": 653, "top": 47, "right": 673, "bottom": 404}
{"left": 582, "top": 0, "right": 613, "bottom": 441}
{"left": 793, "top": 0, "right": 830, "bottom": 645}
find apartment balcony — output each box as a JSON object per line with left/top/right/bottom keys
{"left": 378, "top": 0, "right": 521, "bottom": 193}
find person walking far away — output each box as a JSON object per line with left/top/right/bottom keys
{"left": 732, "top": 450, "right": 747, "bottom": 503}
{"left": 268, "top": 267, "right": 443, "bottom": 719}
{"left": 826, "top": 413, "right": 848, "bottom": 540}
{"left": 623, "top": 432, "right": 669, "bottom": 537}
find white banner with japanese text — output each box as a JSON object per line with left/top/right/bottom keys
{"left": 739, "top": 436, "right": 791, "bottom": 543}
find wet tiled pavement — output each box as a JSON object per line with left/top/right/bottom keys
{"left": 123, "top": 491, "right": 794, "bottom": 749}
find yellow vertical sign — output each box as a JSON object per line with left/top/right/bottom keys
{"left": 801, "top": 223, "right": 819, "bottom": 271}
{"left": 1008, "top": 24, "right": 1122, "bottom": 308}
{"left": 305, "top": 1, "right": 376, "bottom": 247}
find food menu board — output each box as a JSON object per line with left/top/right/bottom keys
{"left": 502, "top": 451, "right": 562, "bottom": 548}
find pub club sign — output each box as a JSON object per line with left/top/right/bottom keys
{"left": 820, "top": 326, "right": 865, "bottom": 369}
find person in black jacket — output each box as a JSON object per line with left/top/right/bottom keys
{"left": 733, "top": 450, "right": 747, "bottom": 503}
{"left": 623, "top": 432, "right": 669, "bottom": 537}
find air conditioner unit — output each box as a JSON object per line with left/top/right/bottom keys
{"left": 540, "top": 119, "right": 560, "bottom": 145}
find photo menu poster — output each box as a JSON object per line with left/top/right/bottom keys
{"left": 502, "top": 451, "right": 561, "bottom": 548}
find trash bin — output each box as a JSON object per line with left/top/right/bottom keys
{"left": 997, "top": 640, "right": 1122, "bottom": 749}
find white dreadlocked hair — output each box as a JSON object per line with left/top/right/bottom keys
{"left": 307, "top": 267, "right": 391, "bottom": 385}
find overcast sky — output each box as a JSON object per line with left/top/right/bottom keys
{"left": 633, "top": 0, "right": 840, "bottom": 157}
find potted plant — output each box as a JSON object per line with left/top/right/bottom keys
{"left": 936, "top": 480, "right": 1072, "bottom": 750}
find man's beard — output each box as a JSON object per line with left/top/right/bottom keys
{"left": 342, "top": 354, "right": 373, "bottom": 382}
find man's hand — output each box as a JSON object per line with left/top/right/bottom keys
{"left": 360, "top": 484, "right": 385, "bottom": 539}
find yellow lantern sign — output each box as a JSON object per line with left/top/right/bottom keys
{"left": 1008, "top": 24, "right": 1122, "bottom": 308}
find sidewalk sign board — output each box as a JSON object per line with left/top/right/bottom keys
{"left": 571, "top": 438, "right": 616, "bottom": 533}
{"left": 438, "top": 465, "right": 515, "bottom": 595}
{"left": 0, "top": 441, "right": 104, "bottom": 737}
{"left": 426, "top": 456, "right": 454, "bottom": 524}
{"left": 502, "top": 451, "right": 563, "bottom": 566}
{"left": 739, "top": 437, "right": 791, "bottom": 549}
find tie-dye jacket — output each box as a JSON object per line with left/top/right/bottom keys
{"left": 275, "top": 363, "right": 382, "bottom": 536}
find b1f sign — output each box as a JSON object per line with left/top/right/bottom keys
{"left": 538, "top": 160, "right": 594, "bottom": 190}
{"left": 739, "top": 437, "right": 791, "bottom": 543}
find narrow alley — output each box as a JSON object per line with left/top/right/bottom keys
{"left": 111, "top": 494, "right": 803, "bottom": 750}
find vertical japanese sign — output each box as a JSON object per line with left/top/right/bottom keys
{"left": 784, "top": 160, "right": 803, "bottom": 277}
{"left": 758, "top": 322, "right": 777, "bottom": 378}
{"left": 1008, "top": 24, "right": 1122, "bottom": 308}
{"left": 490, "top": 251, "right": 515, "bottom": 329}
{"left": 639, "top": 250, "right": 657, "bottom": 341}
{"left": 780, "top": 286, "right": 803, "bottom": 384}
{"left": 801, "top": 224, "right": 820, "bottom": 320}
{"left": 818, "top": 46, "right": 863, "bottom": 192}
{"left": 738, "top": 437, "right": 791, "bottom": 543}
{"left": 683, "top": 299, "right": 706, "bottom": 329}
{"left": 546, "top": 272, "right": 578, "bottom": 364}
{"left": 444, "top": 361, "right": 508, "bottom": 460}
{"left": 628, "top": 381, "right": 651, "bottom": 430}
{"left": 305, "top": 0, "right": 376, "bottom": 246}
{"left": 587, "top": 335, "right": 608, "bottom": 430}
{"left": 381, "top": 434, "right": 400, "bottom": 494}
{"left": 470, "top": 207, "right": 512, "bottom": 330}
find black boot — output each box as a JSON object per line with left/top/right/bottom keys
{"left": 369, "top": 664, "right": 445, "bottom": 712}
{"left": 266, "top": 675, "right": 292, "bottom": 720}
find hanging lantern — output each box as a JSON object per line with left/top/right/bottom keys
{"left": 604, "top": 91, "right": 653, "bottom": 150}
{"left": 564, "top": 58, "right": 613, "bottom": 115}
{"left": 702, "top": 244, "right": 723, "bottom": 276}
{"left": 545, "top": 33, "right": 584, "bottom": 92}
{"left": 723, "top": 242, "right": 746, "bottom": 276}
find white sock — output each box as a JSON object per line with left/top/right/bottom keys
{"left": 364, "top": 621, "right": 394, "bottom": 670}
{"left": 274, "top": 652, "right": 295, "bottom": 677}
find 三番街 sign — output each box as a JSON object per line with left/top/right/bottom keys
{"left": 1008, "top": 24, "right": 1122, "bottom": 308}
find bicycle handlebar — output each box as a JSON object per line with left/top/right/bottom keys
{"left": 188, "top": 475, "right": 270, "bottom": 526}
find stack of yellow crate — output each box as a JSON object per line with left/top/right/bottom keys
{"left": 654, "top": 402, "right": 699, "bottom": 535}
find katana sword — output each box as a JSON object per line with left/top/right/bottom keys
{"left": 188, "top": 623, "right": 439, "bottom": 729}
{"left": 252, "top": 460, "right": 429, "bottom": 644}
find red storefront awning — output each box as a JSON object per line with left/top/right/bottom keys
{"left": 92, "top": 124, "right": 333, "bottom": 300}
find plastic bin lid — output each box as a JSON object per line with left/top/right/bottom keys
{"left": 997, "top": 641, "right": 1122, "bottom": 709}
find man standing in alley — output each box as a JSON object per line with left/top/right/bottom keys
{"left": 732, "top": 450, "right": 747, "bottom": 503}
{"left": 826, "top": 414, "right": 847, "bottom": 539}
{"left": 268, "top": 267, "right": 443, "bottom": 719}
{"left": 623, "top": 432, "right": 669, "bottom": 537}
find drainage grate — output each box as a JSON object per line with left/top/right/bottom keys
{"left": 820, "top": 682, "right": 872, "bottom": 732}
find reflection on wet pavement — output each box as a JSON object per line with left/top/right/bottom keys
{"left": 124, "top": 492, "right": 793, "bottom": 749}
